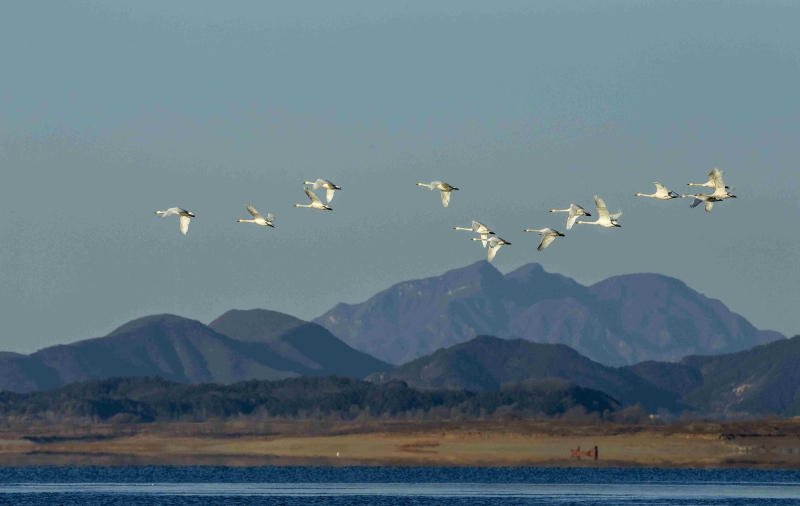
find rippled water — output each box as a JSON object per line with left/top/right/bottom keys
{"left": 1, "top": 467, "right": 799, "bottom": 505}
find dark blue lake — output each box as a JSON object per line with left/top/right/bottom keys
{"left": 1, "top": 467, "right": 799, "bottom": 505}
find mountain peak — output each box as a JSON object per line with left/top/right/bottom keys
{"left": 314, "top": 262, "right": 783, "bottom": 366}
{"left": 106, "top": 314, "right": 202, "bottom": 337}
{"left": 208, "top": 309, "right": 305, "bottom": 343}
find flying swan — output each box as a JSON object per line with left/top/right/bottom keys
{"left": 237, "top": 204, "right": 274, "bottom": 227}
{"left": 472, "top": 236, "right": 510, "bottom": 263}
{"left": 635, "top": 182, "right": 680, "bottom": 200}
{"left": 688, "top": 167, "right": 729, "bottom": 189}
{"left": 303, "top": 179, "right": 341, "bottom": 203}
{"left": 524, "top": 228, "right": 565, "bottom": 251}
{"left": 155, "top": 207, "right": 195, "bottom": 235}
{"left": 549, "top": 204, "right": 591, "bottom": 230}
{"left": 294, "top": 187, "right": 333, "bottom": 211}
{"left": 575, "top": 196, "right": 622, "bottom": 228}
{"left": 681, "top": 193, "right": 722, "bottom": 212}
{"left": 416, "top": 181, "right": 459, "bottom": 208}
{"left": 454, "top": 221, "right": 495, "bottom": 247}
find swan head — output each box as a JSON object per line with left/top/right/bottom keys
{"left": 324, "top": 206, "right": 333, "bottom": 211}
{"left": 333, "top": 185, "right": 341, "bottom": 190}
{"left": 613, "top": 222, "right": 621, "bottom": 227}
{"left": 188, "top": 212, "right": 196, "bottom": 217}
{"left": 557, "top": 232, "right": 565, "bottom": 237}
{"left": 635, "top": 193, "right": 644, "bottom": 196}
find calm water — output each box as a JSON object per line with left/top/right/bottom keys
{"left": 1, "top": 467, "right": 799, "bottom": 505}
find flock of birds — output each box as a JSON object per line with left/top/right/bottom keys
{"left": 155, "top": 168, "right": 736, "bottom": 263}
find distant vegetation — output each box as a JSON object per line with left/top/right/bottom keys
{"left": 0, "top": 376, "right": 621, "bottom": 425}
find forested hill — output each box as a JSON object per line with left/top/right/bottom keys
{"left": 0, "top": 376, "right": 620, "bottom": 423}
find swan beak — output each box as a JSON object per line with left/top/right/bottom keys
{"left": 189, "top": 213, "right": 196, "bottom": 217}
{"left": 505, "top": 241, "right": 511, "bottom": 245}
{"left": 614, "top": 224, "right": 622, "bottom": 227}
{"left": 334, "top": 186, "right": 341, "bottom": 190}
{"left": 558, "top": 233, "right": 565, "bottom": 236}
{"left": 452, "top": 187, "right": 459, "bottom": 191}
{"left": 584, "top": 213, "right": 591, "bottom": 216}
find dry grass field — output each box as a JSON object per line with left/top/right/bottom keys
{"left": 3, "top": 419, "right": 800, "bottom": 468}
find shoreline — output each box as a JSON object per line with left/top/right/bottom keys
{"left": 3, "top": 420, "right": 800, "bottom": 469}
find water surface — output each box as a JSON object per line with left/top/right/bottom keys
{"left": 1, "top": 467, "right": 799, "bottom": 505}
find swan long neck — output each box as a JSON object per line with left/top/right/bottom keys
{"left": 454, "top": 227, "right": 471, "bottom": 231}
{"left": 550, "top": 209, "right": 568, "bottom": 213}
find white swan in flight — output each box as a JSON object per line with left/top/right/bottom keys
{"left": 549, "top": 204, "right": 591, "bottom": 230}
{"left": 524, "top": 228, "right": 565, "bottom": 251}
{"left": 471, "top": 236, "right": 510, "bottom": 262}
{"left": 303, "top": 179, "right": 341, "bottom": 203}
{"left": 688, "top": 168, "right": 729, "bottom": 189}
{"left": 155, "top": 207, "right": 195, "bottom": 235}
{"left": 454, "top": 221, "right": 495, "bottom": 247}
{"left": 237, "top": 204, "right": 274, "bottom": 227}
{"left": 707, "top": 171, "right": 737, "bottom": 201}
{"left": 681, "top": 193, "right": 722, "bottom": 212}
{"left": 416, "top": 181, "right": 459, "bottom": 207}
{"left": 635, "top": 182, "right": 680, "bottom": 200}
{"left": 294, "top": 187, "right": 332, "bottom": 210}
{"left": 575, "top": 196, "right": 622, "bottom": 228}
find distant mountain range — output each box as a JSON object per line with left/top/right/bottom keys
{"left": 369, "top": 334, "right": 800, "bottom": 418}
{"left": 0, "top": 310, "right": 392, "bottom": 394}
{"left": 314, "top": 261, "right": 783, "bottom": 366}
{"left": 0, "top": 262, "right": 794, "bottom": 419}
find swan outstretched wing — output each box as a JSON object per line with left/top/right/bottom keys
{"left": 326, "top": 188, "right": 335, "bottom": 203}
{"left": 304, "top": 187, "right": 323, "bottom": 204}
{"left": 538, "top": 234, "right": 557, "bottom": 251}
{"left": 487, "top": 244, "right": 500, "bottom": 262}
{"left": 310, "top": 179, "right": 323, "bottom": 190}
{"left": 440, "top": 190, "right": 451, "bottom": 208}
{"left": 480, "top": 233, "right": 488, "bottom": 248}
{"left": 159, "top": 207, "right": 180, "bottom": 217}
{"left": 266, "top": 213, "right": 275, "bottom": 222}
{"left": 594, "top": 196, "right": 610, "bottom": 221}
{"left": 689, "top": 198, "right": 702, "bottom": 209}
{"left": 179, "top": 216, "right": 191, "bottom": 235}
{"left": 246, "top": 204, "right": 265, "bottom": 220}
{"left": 567, "top": 207, "right": 578, "bottom": 230}
{"left": 709, "top": 168, "right": 725, "bottom": 187}
{"left": 704, "top": 200, "right": 714, "bottom": 212}
{"left": 654, "top": 182, "right": 669, "bottom": 196}
{"left": 609, "top": 210, "right": 623, "bottom": 221}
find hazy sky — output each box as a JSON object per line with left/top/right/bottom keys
{"left": 1, "top": 1, "right": 799, "bottom": 354}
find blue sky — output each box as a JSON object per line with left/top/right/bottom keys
{"left": 1, "top": 1, "right": 798, "bottom": 353}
